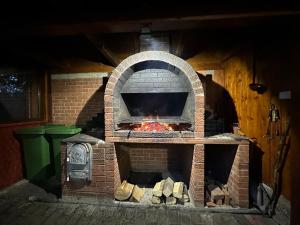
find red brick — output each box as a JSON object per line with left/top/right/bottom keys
{"left": 105, "top": 163, "right": 114, "bottom": 172}
{"left": 104, "top": 107, "right": 113, "bottom": 113}
{"left": 104, "top": 95, "right": 113, "bottom": 103}
{"left": 93, "top": 149, "right": 104, "bottom": 158}
{"left": 239, "top": 163, "right": 249, "bottom": 170}
{"left": 240, "top": 170, "right": 249, "bottom": 176}
{"left": 109, "top": 76, "right": 118, "bottom": 83}
{"left": 94, "top": 176, "right": 106, "bottom": 182}
{"left": 195, "top": 95, "right": 205, "bottom": 105}
{"left": 105, "top": 81, "right": 114, "bottom": 90}
{"left": 51, "top": 78, "right": 103, "bottom": 125}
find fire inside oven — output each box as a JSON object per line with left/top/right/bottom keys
{"left": 118, "top": 121, "right": 192, "bottom": 132}
{"left": 118, "top": 92, "right": 192, "bottom": 132}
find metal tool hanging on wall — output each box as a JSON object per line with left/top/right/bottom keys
{"left": 249, "top": 43, "right": 267, "bottom": 94}
{"left": 266, "top": 104, "right": 280, "bottom": 138}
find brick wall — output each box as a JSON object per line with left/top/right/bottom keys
{"left": 61, "top": 142, "right": 116, "bottom": 197}
{"left": 115, "top": 144, "right": 182, "bottom": 174}
{"left": 228, "top": 144, "right": 249, "bottom": 208}
{"left": 205, "top": 144, "right": 249, "bottom": 208}
{"left": 61, "top": 141, "right": 249, "bottom": 207}
{"left": 121, "top": 69, "right": 189, "bottom": 93}
{"left": 51, "top": 73, "right": 106, "bottom": 126}
{"left": 114, "top": 143, "right": 194, "bottom": 187}
{"left": 189, "top": 144, "right": 205, "bottom": 205}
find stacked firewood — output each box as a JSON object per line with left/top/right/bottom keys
{"left": 151, "top": 177, "right": 190, "bottom": 205}
{"left": 205, "top": 177, "right": 230, "bottom": 207}
{"left": 114, "top": 177, "right": 190, "bottom": 205}
{"left": 114, "top": 180, "right": 145, "bottom": 202}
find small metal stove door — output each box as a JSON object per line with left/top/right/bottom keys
{"left": 66, "top": 143, "right": 93, "bottom": 182}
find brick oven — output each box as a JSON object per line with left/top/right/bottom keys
{"left": 104, "top": 51, "right": 205, "bottom": 203}
{"left": 61, "top": 51, "right": 249, "bottom": 208}
{"left": 104, "top": 51, "right": 205, "bottom": 140}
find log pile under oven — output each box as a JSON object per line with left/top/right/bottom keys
{"left": 114, "top": 177, "right": 190, "bottom": 205}
{"left": 205, "top": 176, "right": 231, "bottom": 207}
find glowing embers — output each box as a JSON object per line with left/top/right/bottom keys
{"left": 134, "top": 121, "right": 173, "bottom": 132}
{"left": 118, "top": 122, "right": 192, "bottom": 132}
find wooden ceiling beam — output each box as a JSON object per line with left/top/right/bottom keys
{"left": 7, "top": 45, "right": 114, "bottom": 73}
{"left": 84, "top": 33, "right": 121, "bottom": 67}
{"left": 2, "top": 10, "right": 300, "bottom": 38}
{"left": 8, "top": 47, "right": 66, "bottom": 69}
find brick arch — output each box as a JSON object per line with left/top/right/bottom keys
{"left": 105, "top": 51, "right": 203, "bottom": 97}
{"left": 104, "top": 51, "right": 205, "bottom": 140}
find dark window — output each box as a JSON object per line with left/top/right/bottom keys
{"left": 0, "top": 71, "right": 44, "bottom": 123}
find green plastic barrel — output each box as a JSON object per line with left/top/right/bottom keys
{"left": 45, "top": 126, "right": 81, "bottom": 182}
{"left": 15, "top": 126, "right": 52, "bottom": 181}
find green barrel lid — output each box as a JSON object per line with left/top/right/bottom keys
{"left": 45, "top": 126, "right": 82, "bottom": 135}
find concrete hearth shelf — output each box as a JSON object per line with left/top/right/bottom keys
{"left": 106, "top": 133, "right": 249, "bottom": 145}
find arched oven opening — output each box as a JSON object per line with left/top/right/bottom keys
{"left": 105, "top": 51, "right": 204, "bottom": 140}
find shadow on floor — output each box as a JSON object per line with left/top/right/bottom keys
{"left": 0, "top": 179, "right": 58, "bottom": 202}
{"left": 30, "top": 176, "right": 61, "bottom": 198}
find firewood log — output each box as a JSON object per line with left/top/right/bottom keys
{"left": 114, "top": 180, "right": 134, "bottom": 201}
{"left": 162, "top": 177, "right": 174, "bottom": 197}
{"left": 151, "top": 196, "right": 162, "bottom": 204}
{"left": 206, "top": 201, "right": 217, "bottom": 207}
{"left": 207, "top": 184, "right": 224, "bottom": 202}
{"left": 152, "top": 180, "right": 165, "bottom": 197}
{"left": 130, "top": 185, "right": 145, "bottom": 202}
{"left": 172, "top": 182, "right": 184, "bottom": 199}
{"left": 183, "top": 184, "right": 190, "bottom": 202}
{"left": 166, "top": 196, "right": 177, "bottom": 205}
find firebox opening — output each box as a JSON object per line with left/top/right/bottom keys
{"left": 115, "top": 143, "right": 194, "bottom": 206}
{"left": 204, "top": 145, "right": 238, "bottom": 207}
{"left": 115, "top": 143, "right": 194, "bottom": 204}
{"left": 121, "top": 92, "right": 188, "bottom": 117}
{"left": 127, "top": 172, "right": 163, "bottom": 186}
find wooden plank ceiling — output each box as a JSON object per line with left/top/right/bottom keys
{"left": 0, "top": 2, "right": 299, "bottom": 72}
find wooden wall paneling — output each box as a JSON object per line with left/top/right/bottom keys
{"left": 223, "top": 39, "right": 299, "bottom": 203}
